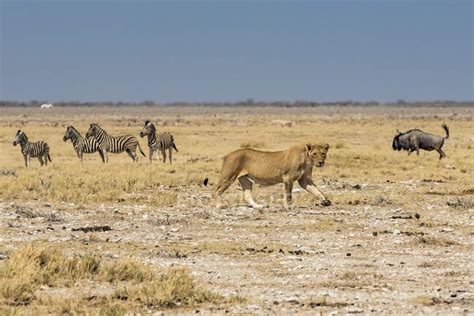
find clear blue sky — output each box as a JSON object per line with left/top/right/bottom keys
{"left": 0, "top": 1, "right": 472, "bottom": 102}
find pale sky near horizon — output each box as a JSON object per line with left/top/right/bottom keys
{"left": 0, "top": 1, "right": 472, "bottom": 103}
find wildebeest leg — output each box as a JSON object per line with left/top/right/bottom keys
{"left": 168, "top": 148, "right": 173, "bottom": 164}
{"left": 38, "top": 156, "right": 44, "bottom": 166}
{"left": 161, "top": 150, "right": 166, "bottom": 163}
{"left": 298, "top": 178, "right": 331, "bottom": 206}
{"left": 436, "top": 148, "right": 446, "bottom": 159}
{"left": 283, "top": 181, "right": 293, "bottom": 210}
{"left": 238, "top": 176, "right": 263, "bottom": 209}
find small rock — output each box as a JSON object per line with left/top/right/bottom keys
{"left": 440, "top": 227, "right": 453, "bottom": 233}
{"left": 415, "top": 213, "right": 420, "bottom": 219}
{"left": 346, "top": 253, "right": 352, "bottom": 257}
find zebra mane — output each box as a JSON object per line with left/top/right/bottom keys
{"left": 18, "top": 130, "right": 28, "bottom": 142}
{"left": 145, "top": 120, "right": 156, "bottom": 132}
{"left": 91, "top": 122, "right": 107, "bottom": 133}
{"left": 68, "top": 126, "right": 82, "bottom": 137}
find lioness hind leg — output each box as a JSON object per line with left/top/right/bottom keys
{"left": 283, "top": 181, "right": 293, "bottom": 210}
{"left": 238, "top": 176, "right": 263, "bottom": 209}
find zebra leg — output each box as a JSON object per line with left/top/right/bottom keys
{"left": 168, "top": 148, "right": 172, "bottom": 164}
{"left": 38, "top": 156, "right": 44, "bottom": 166}
{"left": 98, "top": 150, "right": 105, "bottom": 163}
{"left": 161, "top": 150, "right": 166, "bottom": 163}
{"left": 43, "top": 153, "right": 48, "bottom": 166}
{"left": 80, "top": 152, "right": 84, "bottom": 167}
{"left": 149, "top": 147, "right": 153, "bottom": 163}
{"left": 126, "top": 149, "right": 137, "bottom": 162}
{"left": 104, "top": 150, "right": 108, "bottom": 163}
{"left": 23, "top": 154, "right": 28, "bottom": 167}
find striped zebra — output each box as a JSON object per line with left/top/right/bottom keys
{"left": 85, "top": 123, "right": 146, "bottom": 162}
{"left": 140, "top": 120, "right": 178, "bottom": 164}
{"left": 63, "top": 125, "right": 105, "bottom": 165}
{"left": 13, "top": 129, "right": 51, "bottom": 167}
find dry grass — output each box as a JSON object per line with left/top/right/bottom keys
{"left": 1, "top": 106, "right": 472, "bottom": 208}
{"left": 0, "top": 106, "right": 473, "bottom": 313}
{"left": 0, "top": 244, "right": 224, "bottom": 312}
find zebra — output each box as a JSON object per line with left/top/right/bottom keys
{"left": 63, "top": 125, "right": 105, "bottom": 165}
{"left": 140, "top": 120, "right": 178, "bottom": 164}
{"left": 13, "top": 129, "right": 51, "bottom": 167}
{"left": 85, "top": 123, "right": 146, "bottom": 162}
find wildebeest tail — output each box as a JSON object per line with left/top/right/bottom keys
{"left": 442, "top": 123, "right": 449, "bottom": 139}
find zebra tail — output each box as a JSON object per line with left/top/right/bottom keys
{"left": 138, "top": 143, "right": 146, "bottom": 157}
{"left": 45, "top": 143, "right": 52, "bottom": 162}
{"left": 172, "top": 143, "right": 178, "bottom": 152}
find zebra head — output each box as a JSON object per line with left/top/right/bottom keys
{"left": 63, "top": 126, "right": 75, "bottom": 142}
{"left": 13, "top": 130, "right": 27, "bottom": 146}
{"left": 140, "top": 120, "right": 155, "bottom": 138}
{"left": 86, "top": 123, "right": 100, "bottom": 138}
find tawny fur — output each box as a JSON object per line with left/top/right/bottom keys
{"left": 214, "top": 143, "right": 331, "bottom": 209}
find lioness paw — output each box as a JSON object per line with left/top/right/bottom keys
{"left": 321, "top": 199, "right": 331, "bottom": 207}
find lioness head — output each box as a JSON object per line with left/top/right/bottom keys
{"left": 306, "top": 143, "right": 329, "bottom": 167}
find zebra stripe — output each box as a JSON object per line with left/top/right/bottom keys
{"left": 140, "top": 120, "right": 178, "bottom": 164}
{"left": 13, "top": 130, "right": 51, "bottom": 167}
{"left": 63, "top": 126, "right": 105, "bottom": 164}
{"left": 86, "top": 123, "right": 145, "bottom": 162}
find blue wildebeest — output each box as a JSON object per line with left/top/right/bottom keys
{"left": 392, "top": 123, "right": 449, "bottom": 159}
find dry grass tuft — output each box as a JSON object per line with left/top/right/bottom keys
{"left": 0, "top": 245, "right": 224, "bottom": 311}
{"left": 113, "top": 267, "right": 223, "bottom": 308}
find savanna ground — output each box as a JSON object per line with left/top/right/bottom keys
{"left": 0, "top": 105, "right": 472, "bottom": 314}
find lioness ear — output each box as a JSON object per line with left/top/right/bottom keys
{"left": 323, "top": 143, "right": 329, "bottom": 150}
{"left": 306, "top": 144, "right": 312, "bottom": 152}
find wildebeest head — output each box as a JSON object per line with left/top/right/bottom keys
{"left": 392, "top": 130, "right": 402, "bottom": 151}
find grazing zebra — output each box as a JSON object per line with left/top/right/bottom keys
{"left": 63, "top": 126, "right": 105, "bottom": 165}
{"left": 85, "top": 123, "right": 146, "bottom": 162}
{"left": 13, "top": 130, "right": 51, "bottom": 167}
{"left": 140, "top": 120, "right": 178, "bottom": 164}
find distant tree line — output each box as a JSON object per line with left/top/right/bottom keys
{"left": 0, "top": 99, "right": 472, "bottom": 108}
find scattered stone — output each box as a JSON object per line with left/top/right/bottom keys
{"left": 71, "top": 225, "right": 112, "bottom": 233}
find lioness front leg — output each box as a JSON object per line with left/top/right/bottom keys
{"left": 283, "top": 181, "right": 293, "bottom": 210}
{"left": 238, "top": 176, "right": 263, "bottom": 209}
{"left": 298, "top": 178, "right": 331, "bottom": 206}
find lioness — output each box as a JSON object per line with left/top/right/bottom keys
{"left": 214, "top": 143, "right": 331, "bottom": 209}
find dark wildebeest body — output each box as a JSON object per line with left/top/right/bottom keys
{"left": 392, "top": 124, "right": 449, "bottom": 159}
